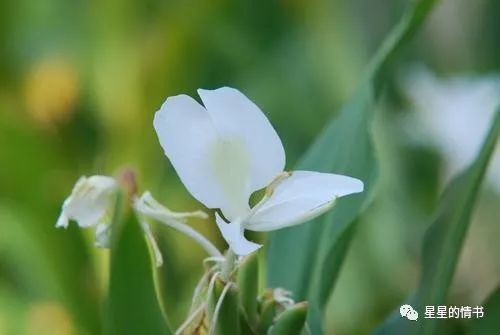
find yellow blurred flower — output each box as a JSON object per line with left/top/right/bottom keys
{"left": 24, "top": 56, "right": 79, "bottom": 127}
{"left": 25, "top": 302, "right": 74, "bottom": 335}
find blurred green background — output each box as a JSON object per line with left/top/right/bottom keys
{"left": 0, "top": 0, "right": 499, "bottom": 334}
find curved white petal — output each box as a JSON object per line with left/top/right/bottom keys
{"left": 198, "top": 87, "right": 286, "bottom": 194}
{"left": 57, "top": 175, "right": 117, "bottom": 229}
{"left": 154, "top": 95, "right": 222, "bottom": 208}
{"left": 154, "top": 89, "right": 286, "bottom": 220}
{"left": 246, "top": 171, "right": 363, "bottom": 232}
{"left": 215, "top": 213, "right": 261, "bottom": 256}
{"left": 155, "top": 94, "right": 250, "bottom": 219}
{"left": 56, "top": 212, "right": 69, "bottom": 228}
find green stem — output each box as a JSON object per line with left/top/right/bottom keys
{"left": 221, "top": 249, "right": 237, "bottom": 282}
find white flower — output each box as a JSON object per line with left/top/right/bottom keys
{"left": 56, "top": 175, "right": 118, "bottom": 247}
{"left": 153, "top": 87, "right": 364, "bottom": 256}
{"left": 403, "top": 67, "right": 500, "bottom": 190}
{"left": 56, "top": 176, "right": 212, "bottom": 266}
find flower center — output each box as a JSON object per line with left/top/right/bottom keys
{"left": 210, "top": 136, "right": 251, "bottom": 219}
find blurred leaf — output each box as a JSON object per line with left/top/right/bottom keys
{"left": 0, "top": 285, "right": 30, "bottom": 334}
{"left": 374, "top": 110, "right": 500, "bottom": 335}
{"left": 259, "top": 299, "right": 278, "bottom": 334}
{"left": 237, "top": 252, "right": 259, "bottom": 329}
{"left": 267, "top": 0, "right": 439, "bottom": 332}
{"left": 268, "top": 302, "right": 308, "bottom": 335}
{"left": 0, "top": 202, "right": 101, "bottom": 335}
{"left": 105, "top": 198, "right": 172, "bottom": 335}
{"left": 469, "top": 285, "right": 500, "bottom": 335}
{"left": 0, "top": 100, "right": 102, "bottom": 333}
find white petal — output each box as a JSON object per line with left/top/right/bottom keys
{"left": 154, "top": 94, "right": 251, "bottom": 219}
{"left": 198, "top": 87, "right": 286, "bottom": 195}
{"left": 58, "top": 175, "right": 117, "bottom": 228}
{"left": 56, "top": 212, "right": 69, "bottom": 228}
{"left": 64, "top": 201, "right": 107, "bottom": 228}
{"left": 246, "top": 171, "right": 363, "bottom": 231}
{"left": 215, "top": 213, "right": 261, "bottom": 256}
{"left": 86, "top": 175, "right": 117, "bottom": 190}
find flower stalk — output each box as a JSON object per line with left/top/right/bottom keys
{"left": 133, "top": 192, "right": 221, "bottom": 259}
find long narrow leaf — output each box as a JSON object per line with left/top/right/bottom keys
{"left": 266, "top": 0, "right": 440, "bottom": 332}
{"left": 375, "top": 110, "right": 500, "bottom": 335}
{"left": 105, "top": 197, "right": 172, "bottom": 335}
{"left": 469, "top": 285, "right": 500, "bottom": 335}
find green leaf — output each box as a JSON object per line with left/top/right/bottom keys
{"left": 375, "top": 110, "right": 500, "bottom": 335}
{"left": 266, "top": 0, "right": 440, "bottom": 332}
{"left": 268, "top": 302, "right": 308, "bottom": 335}
{"left": 237, "top": 252, "right": 260, "bottom": 329}
{"left": 208, "top": 278, "right": 242, "bottom": 335}
{"left": 259, "top": 298, "right": 279, "bottom": 334}
{"left": 105, "top": 198, "right": 172, "bottom": 335}
{"left": 0, "top": 112, "right": 102, "bottom": 334}
{"left": 0, "top": 204, "right": 101, "bottom": 334}
{"left": 469, "top": 286, "right": 500, "bottom": 335}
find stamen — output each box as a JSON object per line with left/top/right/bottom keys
{"left": 134, "top": 194, "right": 222, "bottom": 258}
{"left": 137, "top": 216, "right": 163, "bottom": 267}
{"left": 245, "top": 171, "right": 293, "bottom": 219}
{"left": 265, "top": 171, "right": 292, "bottom": 196}
{"left": 142, "top": 192, "right": 208, "bottom": 219}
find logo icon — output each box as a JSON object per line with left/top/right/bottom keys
{"left": 400, "top": 304, "right": 419, "bottom": 321}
